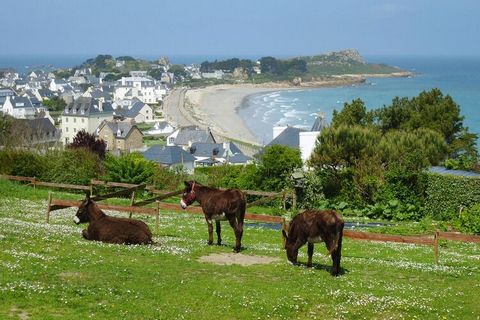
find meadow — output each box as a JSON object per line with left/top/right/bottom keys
{"left": 0, "top": 179, "right": 479, "bottom": 320}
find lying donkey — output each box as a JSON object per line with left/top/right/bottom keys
{"left": 282, "top": 209, "right": 344, "bottom": 276}
{"left": 74, "top": 197, "right": 153, "bottom": 245}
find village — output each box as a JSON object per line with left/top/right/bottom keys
{"left": 0, "top": 57, "right": 265, "bottom": 171}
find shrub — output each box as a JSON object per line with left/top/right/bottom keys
{"left": 103, "top": 153, "right": 155, "bottom": 185}
{"left": 41, "top": 149, "right": 102, "bottom": 185}
{"left": 0, "top": 149, "right": 46, "bottom": 177}
{"left": 454, "top": 204, "right": 480, "bottom": 234}
{"left": 425, "top": 173, "right": 480, "bottom": 220}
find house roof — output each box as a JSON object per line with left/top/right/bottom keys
{"left": 124, "top": 101, "right": 150, "bottom": 118}
{"left": 429, "top": 166, "right": 480, "bottom": 178}
{"left": 63, "top": 97, "right": 113, "bottom": 117}
{"left": 311, "top": 113, "right": 329, "bottom": 131}
{"left": 229, "top": 153, "right": 252, "bottom": 164}
{"left": 265, "top": 126, "right": 306, "bottom": 148}
{"left": 143, "top": 145, "right": 195, "bottom": 165}
{"left": 9, "top": 96, "right": 35, "bottom": 109}
{"left": 174, "top": 126, "right": 216, "bottom": 145}
{"left": 100, "top": 121, "right": 140, "bottom": 139}
{"left": 189, "top": 142, "right": 242, "bottom": 158}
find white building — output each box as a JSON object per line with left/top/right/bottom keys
{"left": 2, "top": 96, "right": 36, "bottom": 119}
{"left": 61, "top": 97, "right": 114, "bottom": 145}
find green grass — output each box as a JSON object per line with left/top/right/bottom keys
{"left": 0, "top": 179, "right": 479, "bottom": 319}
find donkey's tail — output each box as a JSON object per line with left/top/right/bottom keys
{"left": 327, "top": 221, "right": 344, "bottom": 256}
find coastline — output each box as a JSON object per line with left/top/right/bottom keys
{"left": 170, "top": 72, "right": 414, "bottom": 146}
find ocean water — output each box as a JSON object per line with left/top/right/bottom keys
{"left": 239, "top": 56, "right": 480, "bottom": 145}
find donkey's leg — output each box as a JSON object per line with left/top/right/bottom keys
{"left": 331, "top": 235, "right": 343, "bottom": 276}
{"left": 206, "top": 218, "right": 214, "bottom": 245}
{"left": 229, "top": 217, "right": 243, "bottom": 252}
{"left": 215, "top": 220, "right": 222, "bottom": 245}
{"left": 307, "top": 242, "right": 314, "bottom": 268}
{"left": 82, "top": 229, "right": 89, "bottom": 240}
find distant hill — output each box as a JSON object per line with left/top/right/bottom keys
{"left": 302, "top": 49, "right": 403, "bottom": 76}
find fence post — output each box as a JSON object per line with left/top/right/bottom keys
{"left": 291, "top": 191, "right": 297, "bottom": 210}
{"left": 46, "top": 192, "right": 52, "bottom": 223}
{"left": 129, "top": 191, "right": 136, "bottom": 218}
{"left": 282, "top": 191, "right": 286, "bottom": 210}
{"left": 155, "top": 201, "right": 160, "bottom": 233}
{"left": 33, "top": 176, "right": 37, "bottom": 189}
{"left": 434, "top": 231, "right": 439, "bottom": 265}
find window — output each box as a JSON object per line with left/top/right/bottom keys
{"left": 65, "top": 127, "right": 69, "bottom": 132}
{"left": 65, "top": 117, "right": 68, "bottom": 123}
{"left": 82, "top": 118, "right": 85, "bottom": 123}
{"left": 74, "top": 118, "right": 76, "bottom": 123}
{"left": 74, "top": 128, "right": 77, "bottom": 132}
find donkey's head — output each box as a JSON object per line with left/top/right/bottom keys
{"left": 74, "top": 197, "right": 92, "bottom": 224}
{"left": 281, "top": 220, "right": 299, "bottom": 265}
{"left": 180, "top": 181, "right": 197, "bottom": 209}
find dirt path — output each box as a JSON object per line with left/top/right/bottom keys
{"left": 198, "top": 253, "right": 281, "bottom": 266}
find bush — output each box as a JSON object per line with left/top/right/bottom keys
{"left": 194, "top": 165, "right": 259, "bottom": 190}
{"left": 425, "top": 173, "right": 480, "bottom": 220}
{"left": 453, "top": 204, "right": 480, "bottom": 234}
{"left": 152, "top": 165, "right": 188, "bottom": 190}
{"left": 41, "top": 149, "right": 102, "bottom": 185}
{"left": 103, "top": 153, "right": 155, "bottom": 185}
{"left": 0, "top": 149, "right": 46, "bottom": 177}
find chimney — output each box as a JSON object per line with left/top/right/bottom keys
{"left": 98, "top": 100, "right": 103, "bottom": 112}
{"left": 117, "top": 129, "right": 122, "bottom": 137}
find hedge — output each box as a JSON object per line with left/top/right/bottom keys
{"left": 425, "top": 173, "right": 480, "bottom": 220}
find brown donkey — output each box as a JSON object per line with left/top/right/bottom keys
{"left": 74, "top": 197, "right": 153, "bottom": 245}
{"left": 282, "top": 209, "right": 344, "bottom": 276}
{"left": 180, "top": 181, "right": 246, "bottom": 252}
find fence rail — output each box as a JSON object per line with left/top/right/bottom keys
{"left": 4, "top": 174, "right": 479, "bottom": 264}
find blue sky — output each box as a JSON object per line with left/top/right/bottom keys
{"left": 1, "top": 0, "right": 479, "bottom": 57}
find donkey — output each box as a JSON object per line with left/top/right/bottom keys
{"left": 180, "top": 181, "right": 246, "bottom": 252}
{"left": 282, "top": 209, "right": 344, "bottom": 276}
{"left": 74, "top": 197, "right": 153, "bottom": 245}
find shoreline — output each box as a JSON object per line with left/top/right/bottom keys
{"left": 176, "top": 72, "right": 413, "bottom": 146}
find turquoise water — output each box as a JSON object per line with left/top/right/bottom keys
{"left": 239, "top": 56, "right": 480, "bottom": 146}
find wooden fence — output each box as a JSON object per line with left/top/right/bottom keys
{"left": 3, "top": 174, "right": 480, "bottom": 264}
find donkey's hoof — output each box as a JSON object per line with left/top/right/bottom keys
{"left": 217, "top": 241, "right": 222, "bottom": 246}
{"left": 207, "top": 241, "right": 213, "bottom": 246}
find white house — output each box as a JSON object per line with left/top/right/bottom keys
{"left": 2, "top": 96, "right": 36, "bottom": 119}
{"left": 116, "top": 100, "right": 154, "bottom": 123}
{"left": 61, "top": 97, "right": 114, "bottom": 145}
{"left": 267, "top": 113, "right": 328, "bottom": 163}
{"left": 49, "top": 79, "right": 72, "bottom": 93}
{"left": 145, "top": 121, "right": 175, "bottom": 136}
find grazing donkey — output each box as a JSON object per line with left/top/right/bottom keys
{"left": 74, "top": 197, "right": 153, "bottom": 245}
{"left": 282, "top": 209, "right": 344, "bottom": 276}
{"left": 180, "top": 181, "right": 246, "bottom": 252}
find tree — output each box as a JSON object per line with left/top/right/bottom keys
{"left": 257, "top": 145, "right": 302, "bottom": 191}
{"left": 103, "top": 153, "right": 155, "bottom": 184}
{"left": 331, "top": 98, "right": 371, "bottom": 127}
{"left": 168, "top": 64, "right": 187, "bottom": 78}
{"left": 259, "top": 56, "right": 279, "bottom": 75}
{"left": 42, "top": 97, "right": 67, "bottom": 112}
{"left": 68, "top": 130, "right": 106, "bottom": 159}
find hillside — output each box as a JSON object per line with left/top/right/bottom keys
{"left": 303, "top": 49, "right": 404, "bottom": 76}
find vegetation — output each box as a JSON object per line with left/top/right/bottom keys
{"left": 102, "top": 153, "right": 156, "bottom": 185}
{"left": 68, "top": 130, "right": 107, "bottom": 160}
{"left": 42, "top": 96, "right": 67, "bottom": 112}
{"left": 0, "top": 179, "right": 479, "bottom": 319}
{"left": 307, "top": 89, "right": 478, "bottom": 223}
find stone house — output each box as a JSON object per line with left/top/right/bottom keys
{"left": 96, "top": 120, "right": 144, "bottom": 152}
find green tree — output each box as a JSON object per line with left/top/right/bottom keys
{"left": 42, "top": 97, "right": 67, "bottom": 112}
{"left": 257, "top": 145, "right": 302, "bottom": 191}
{"left": 103, "top": 153, "right": 156, "bottom": 185}
{"left": 331, "top": 98, "right": 371, "bottom": 127}
{"left": 168, "top": 65, "right": 187, "bottom": 78}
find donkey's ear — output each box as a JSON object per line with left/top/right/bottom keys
{"left": 184, "top": 181, "right": 190, "bottom": 187}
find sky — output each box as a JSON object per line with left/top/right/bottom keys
{"left": 1, "top": 0, "right": 479, "bottom": 58}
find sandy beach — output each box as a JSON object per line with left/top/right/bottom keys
{"left": 184, "top": 85, "right": 282, "bottom": 145}
{"left": 167, "top": 73, "right": 412, "bottom": 146}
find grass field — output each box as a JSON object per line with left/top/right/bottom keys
{"left": 0, "top": 179, "right": 479, "bottom": 319}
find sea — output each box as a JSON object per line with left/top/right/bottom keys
{"left": 238, "top": 56, "right": 480, "bottom": 145}
{"left": 1, "top": 54, "right": 479, "bottom": 146}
